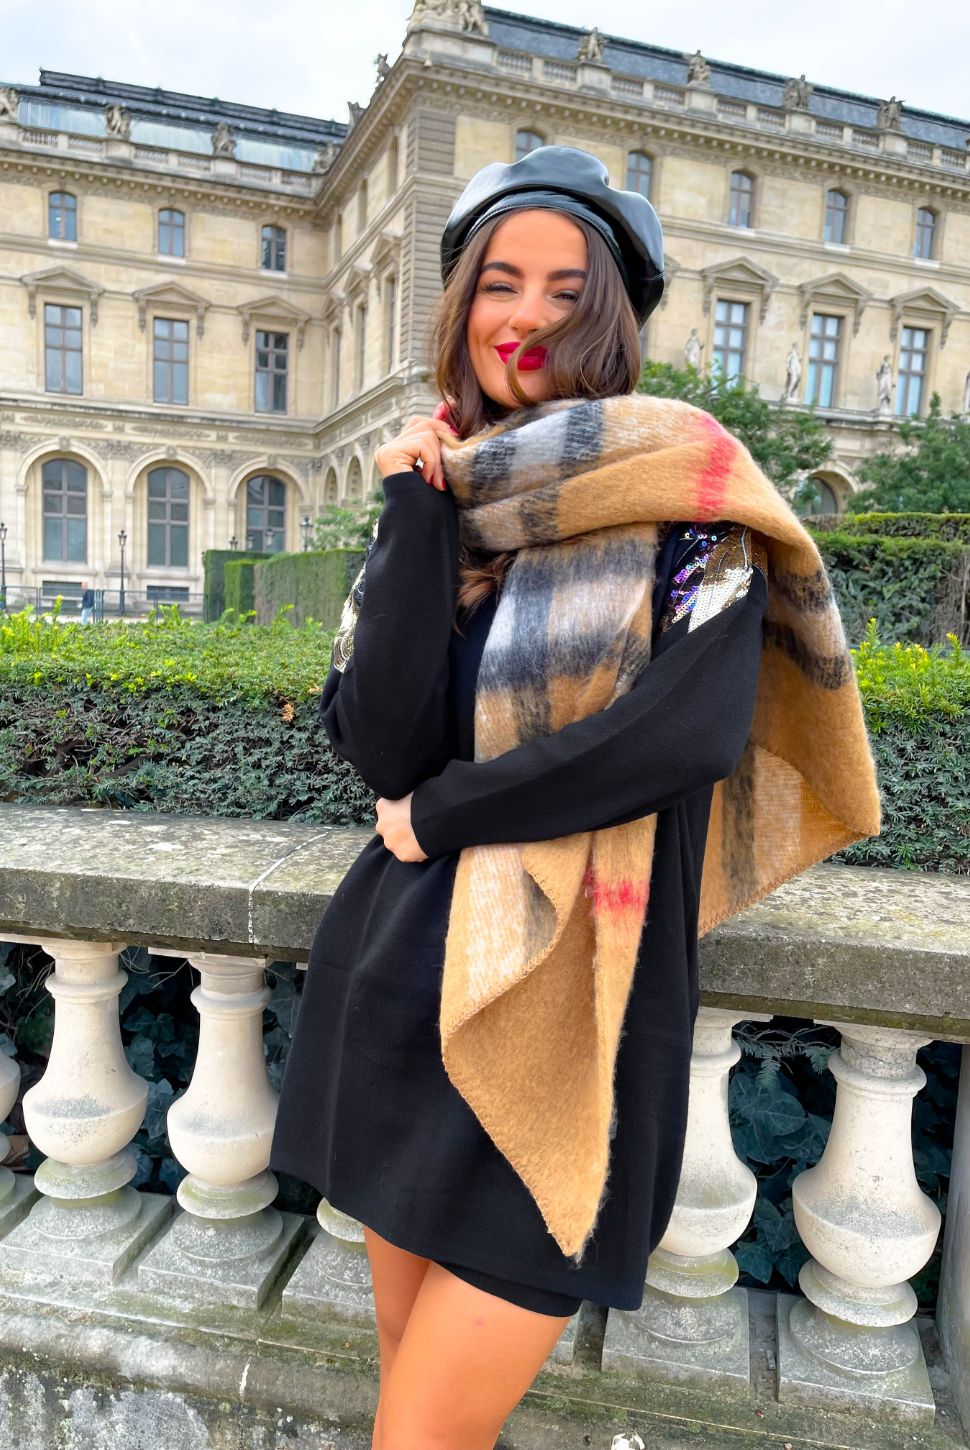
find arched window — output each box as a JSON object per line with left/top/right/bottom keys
{"left": 147, "top": 467, "right": 190, "bottom": 568}
{"left": 728, "top": 170, "right": 754, "bottom": 228}
{"left": 914, "top": 207, "right": 937, "bottom": 259}
{"left": 515, "top": 129, "right": 544, "bottom": 161}
{"left": 824, "top": 190, "right": 848, "bottom": 244}
{"left": 158, "top": 208, "right": 185, "bottom": 257}
{"left": 48, "top": 191, "right": 77, "bottom": 241}
{"left": 323, "top": 468, "right": 338, "bottom": 504}
{"left": 260, "top": 224, "right": 287, "bottom": 272}
{"left": 42, "top": 458, "right": 87, "bottom": 561}
{"left": 626, "top": 151, "right": 653, "bottom": 199}
{"left": 799, "top": 478, "right": 840, "bottom": 516}
{"left": 246, "top": 475, "right": 286, "bottom": 552}
{"left": 345, "top": 457, "right": 363, "bottom": 502}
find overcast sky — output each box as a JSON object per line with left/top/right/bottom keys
{"left": 2, "top": 0, "right": 967, "bottom": 127}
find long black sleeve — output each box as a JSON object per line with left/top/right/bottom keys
{"left": 319, "top": 470, "right": 459, "bottom": 800}
{"left": 409, "top": 569, "right": 766, "bottom": 857}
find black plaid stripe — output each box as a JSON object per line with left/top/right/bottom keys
{"left": 763, "top": 620, "right": 852, "bottom": 689}
{"left": 721, "top": 742, "right": 758, "bottom": 903}
{"left": 770, "top": 566, "right": 834, "bottom": 613}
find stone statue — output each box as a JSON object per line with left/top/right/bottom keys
{"left": 962, "top": 367, "right": 970, "bottom": 416}
{"left": 782, "top": 74, "right": 811, "bottom": 110}
{"left": 409, "top": 0, "right": 485, "bottom": 30}
{"left": 456, "top": 0, "right": 487, "bottom": 34}
{"left": 577, "top": 27, "right": 605, "bottom": 63}
{"left": 0, "top": 86, "right": 19, "bottom": 122}
{"left": 781, "top": 342, "right": 802, "bottom": 403}
{"left": 686, "top": 49, "right": 711, "bottom": 85}
{"left": 104, "top": 104, "right": 131, "bottom": 139}
{"left": 312, "top": 141, "right": 339, "bottom": 173}
{"left": 876, "top": 355, "right": 894, "bottom": 414}
{"left": 374, "top": 52, "right": 391, "bottom": 82}
{"left": 348, "top": 100, "right": 365, "bottom": 127}
{"left": 877, "top": 96, "right": 903, "bottom": 130}
{"left": 684, "top": 329, "right": 704, "bottom": 370}
{"left": 211, "top": 121, "right": 236, "bottom": 157}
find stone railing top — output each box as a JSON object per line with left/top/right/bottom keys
{"left": 1, "top": 804, "right": 968, "bottom": 1037}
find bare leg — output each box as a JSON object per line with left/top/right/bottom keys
{"left": 363, "top": 1225, "right": 432, "bottom": 1449}
{"left": 379, "top": 1261, "right": 572, "bottom": 1449}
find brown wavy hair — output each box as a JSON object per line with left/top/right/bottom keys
{"left": 426, "top": 210, "right": 644, "bottom": 626}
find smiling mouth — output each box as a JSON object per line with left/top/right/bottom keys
{"left": 495, "top": 345, "right": 547, "bottom": 370}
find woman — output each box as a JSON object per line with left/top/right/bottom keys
{"left": 269, "top": 146, "right": 879, "bottom": 1448}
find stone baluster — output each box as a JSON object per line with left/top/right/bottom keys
{"left": 602, "top": 1008, "right": 770, "bottom": 1386}
{"left": 137, "top": 952, "right": 304, "bottom": 1309}
{"left": 937, "top": 1042, "right": 970, "bottom": 1433}
{"left": 282, "top": 1196, "right": 376, "bottom": 1320}
{"left": 778, "top": 1023, "right": 941, "bottom": 1420}
{"left": 0, "top": 938, "right": 170, "bottom": 1282}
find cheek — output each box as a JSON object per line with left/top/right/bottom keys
{"left": 468, "top": 299, "right": 500, "bottom": 352}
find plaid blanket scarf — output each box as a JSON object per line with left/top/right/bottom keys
{"left": 434, "top": 391, "right": 880, "bottom": 1263}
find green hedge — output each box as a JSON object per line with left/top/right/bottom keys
{"left": 223, "top": 557, "right": 264, "bottom": 617}
{"left": 202, "top": 549, "right": 270, "bottom": 621}
{"left": 1, "top": 609, "right": 966, "bottom": 873}
{"left": 814, "top": 532, "right": 970, "bottom": 646}
{"left": 810, "top": 512, "right": 970, "bottom": 543}
{"left": 254, "top": 549, "right": 365, "bottom": 628}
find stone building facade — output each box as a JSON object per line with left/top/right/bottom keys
{"left": 1, "top": 0, "right": 969, "bottom": 610}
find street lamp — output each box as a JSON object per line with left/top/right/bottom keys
{"left": 118, "top": 528, "right": 128, "bottom": 616}
{"left": 300, "top": 515, "right": 312, "bottom": 551}
{"left": 265, "top": 528, "right": 275, "bottom": 553}
{"left": 229, "top": 535, "right": 239, "bottom": 551}
{"left": 0, "top": 521, "right": 7, "bottom": 613}
{"left": 246, "top": 532, "right": 255, "bottom": 552}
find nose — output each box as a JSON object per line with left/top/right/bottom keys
{"left": 507, "top": 284, "right": 550, "bottom": 337}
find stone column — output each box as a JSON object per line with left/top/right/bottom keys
{"left": 938, "top": 1044, "right": 970, "bottom": 1433}
{"left": 0, "top": 939, "right": 170, "bottom": 1282}
{"left": 778, "top": 1024, "right": 941, "bottom": 1420}
{"left": 137, "top": 952, "right": 304, "bottom": 1309}
{"left": 281, "top": 1197, "right": 376, "bottom": 1322}
{"left": 602, "top": 1008, "right": 770, "bottom": 1388}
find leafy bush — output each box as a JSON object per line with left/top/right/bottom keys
{"left": 254, "top": 548, "right": 365, "bottom": 628}
{"left": 310, "top": 500, "right": 381, "bottom": 550}
{"left": 814, "top": 532, "right": 970, "bottom": 646}
{"left": 810, "top": 511, "right": 970, "bottom": 543}
{"left": 848, "top": 393, "right": 970, "bottom": 514}
{"left": 223, "top": 557, "right": 263, "bottom": 617}
{"left": 202, "top": 549, "right": 269, "bottom": 621}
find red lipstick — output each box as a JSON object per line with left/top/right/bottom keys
{"left": 495, "top": 342, "right": 547, "bottom": 371}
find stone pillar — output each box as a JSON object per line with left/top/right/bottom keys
{"left": 932, "top": 1043, "right": 970, "bottom": 1431}
{"left": 281, "top": 1197, "right": 376, "bottom": 1322}
{"left": 778, "top": 1024, "right": 941, "bottom": 1420}
{"left": 602, "top": 1008, "right": 770, "bottom": 1388}
{"left": 137, "top": 952, "right": 304, "bottom": 1309}
{"left": 0, "top": 1028, "right": 37, "bottom": 1232}
{"left": 0, "top": 939, "right": 170, "bottom": 1283}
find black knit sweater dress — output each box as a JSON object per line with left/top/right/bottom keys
{"left": 268, "top": 466, "right": 767, "bottom": 1313}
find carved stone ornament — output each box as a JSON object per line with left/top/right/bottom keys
{"left": 0, "top": 86, "right": 19, "bottom": 122}
{"left": 374, "top": 52, "right": 391, "bottom": 83}
{"left": 684, "top": 328, "right": 703, "bottom": 370}
{"left": 577, "top": 27, "right": 605, "bottom": 63}
{"left": 211, "top": 122, "right": 236, "bottom": 158}
{"left": 797, "top": 271, "right": 872, "bottom": 337}
{"left": 132, "top": 282, "right": 211, "bottom": 339}
{"left": 780, "top": 342, "right": 802, "bottom": 403}
{"left": 782, "top": 74, "right": 812, "bottom": 110}
{"left": 237, "top": 296, "right": 311, "bottom": 350}
{"left": 408, "top": 0, "right": 487, "bottom": 34}
{"left": 876, "top": 355, "right": 894, "bottom": 414}
{"left": 104, "top": 104, "right": 131, "bottom": 139}
{"left": 700, "top": 257, "right": 779, "bottom": 324}
{"left": 889, "top": 285, "right": 958, "bottom": 349}
{"left": 685, "top": 49, "right": 711, "bottom": 85}
{"left": 877, "top": 96, "right": 904, "bottom": 131}
{"left": 21, "top": 266, "right": 105, "bottom": 326}
{"left": 312, "top": 141, "right": 339, "bottom": 174}
{"left": 347, "top": 101, "right": 365, "bottom": 128}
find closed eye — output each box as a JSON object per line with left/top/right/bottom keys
{"left": 482, "top": 282, "right": 580, "bottom": 302}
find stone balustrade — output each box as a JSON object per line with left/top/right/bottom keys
{"left": 0, "top": 802, "right": 968, "bottom": 1449}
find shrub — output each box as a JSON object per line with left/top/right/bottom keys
{"left": 254, "top": 549, "right": 365, "bottom": 628}
{"left": 202, "top": 549, "right": 269, "bottom": 621}
{"left": 814, "top": 532, "right": 970, "bottom": 646}
{"left": 810, "top": 511, "right": 970, "bottom": 543}
{"left": 223, "top": 557, "right": 263, "bottom": 617}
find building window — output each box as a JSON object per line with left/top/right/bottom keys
{"left": 357, "top": 179, "right": 368, "bottom": 233}
{"left": 246, "top": 475, "right": 286, "bottom": 552}
{"left": 711, "top": 298, "right": 748, "bottom": 383}
{"left": 153, "top": 317, "right": 189, "bottom": 405}
{"left": 914, "top": 207, "right": 937, "bottom": 259}
{"left": 324, "top": 468, "right": 338, "bottom": 503}
{"left": 42, "top": 457, "right": 87, "bottom": 562}
{"left": 384, "top": 273, "right": 397, "bottom": 371}
{"left": 260, "top": 224, "right": 287, "bottom": 272}
{"left": 48, "top": 191, "right": 77, "bottom": 241}
{"left": 147, "top": 466, "right": 190, "bottom": 568}
{"left": 158, "top": 208, "right": 185, "bottom": 257}
{"left": 388, "top": 135, "right": 399, "bottom": 194}
{"left": 515, "top": 129, "right": 544, "bottom": 161}
{"left": 824, "top": 190, "right": 848, "bottom": 244}
{"left": 626, "top": 151, "right": 653, "bottom": 199}
{"left": 334, "top": 215, "right": 343, "bottom": 264}
{"left": 895, "top": 326, "right": 929, "bottom": 416}
{"left": 800, "top": 479, "right": 840, "bottom": 516}
{"left": 355, "top": 302, "right": 367, "bottom": 390}
{"left": 254, "top": 329, "right": 288, "bottom": 413}
{"left": 44, "top": 302, "right": 83, "bottom": 394}
{"left": 805, "top": 313, "right": 842, "bottom": 408}
{"left": 330, "top": 327, "right": 342, "bottom": 408}
{"left": 728, "top": 170, "right": 754, "bottom": 227}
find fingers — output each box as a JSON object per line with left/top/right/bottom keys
{"left": 376, "top": 416, "right": 456, "bottom": 492}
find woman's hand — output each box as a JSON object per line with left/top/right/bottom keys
{"left": 375, "top": 406, "right": 458, "bottom": 492}
{"left": 375, "top": 792, "right": 428, "bottom": 863}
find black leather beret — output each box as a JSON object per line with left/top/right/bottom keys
{"left": 440, "top": 145, "right": 665, "bottom": 326}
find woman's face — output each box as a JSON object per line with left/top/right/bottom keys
{"left": 466, "top": 208, "right": 588, "bottom": 409}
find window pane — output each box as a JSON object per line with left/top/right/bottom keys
{"left": 269, "top": 479, "right": 285, "bottom": 506}
{"left": 170, "top": 525, "right": 188, "bottom": 568}
{"left": 43, "top": 517, "right": 63, "bottom": 560}
{"left": 148, "top": 522, "right": 166, "bottom": 567}
{"left": 45, "top": 350, "right": 63, "bottom": 392}
{"left": 172, "top": 359, "right": 188, "bottom": 405}
{"left": 153, "top": 359, "right": 169, "bottom": 403}
{"left": 67, "top": 517, "right": 87, "bottom": 562}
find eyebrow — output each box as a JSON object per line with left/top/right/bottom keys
{"left": 480, "top": 261, "right": 588, "bottom": 281}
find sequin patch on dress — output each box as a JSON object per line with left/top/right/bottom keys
{"left": 332, "top": 515, "right": 380, "bottom": 674}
